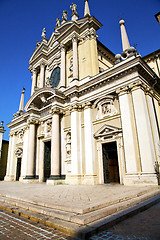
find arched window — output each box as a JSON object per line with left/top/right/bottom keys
{"left": 50, "top": 67, "right": 60, "bottom": 88}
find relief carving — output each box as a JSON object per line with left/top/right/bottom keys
{"left": 95, "top": 97, "right": 118, "bottom": 120}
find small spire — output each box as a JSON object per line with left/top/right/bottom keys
{"left": 19, "top": 89, "right": 25, "bottom": 113}
{"left": 119, "top": 19, "right": 130, "bottom": 51}
{"left": 84, "top": 0, "right": 91, "bottom": 17}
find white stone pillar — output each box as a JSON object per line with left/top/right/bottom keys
{"left": 118, "top": 89, "right": 140, "bottom": 174}
{"left": 31, "top": 69, "right": 37, "bottom": 95}
{"left": 39, "top": 139, "right": 45, "bottom": 182}
{"left": 146, "top": 93, "right": 160, "bottom": 164}
{"left": 50, "top": 109, "right": 60, "bottom": 178}
{"left": 72, "top": 36, "right": 79, "bottom": 80}
{"left": 131, "top": 86, "right": 156, "bottom": 173}
{"left": 9, "top": 133, "right": 16, "bottom": 178}
{"left": 60, "top": 45, "right": 66, "bottom": 88}
{"left": 25, "top": 120, "right": 36, "bottom": 178}
{"left": 20, "top": 127, "right": 29, "bottom": 178}
{"left": 39, "top": 63, "right": 45, "bottom": 88}
{"left": 84, "top": 103, "right": 95, "bottom": 176}
{"left": 71, "top": 106, "right": 82, "bottom": 175}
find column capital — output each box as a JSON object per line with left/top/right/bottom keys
{"left": 70, "top": 104, "right": 82, "bottom": 113}
{"left": 32, "top": 68, "right": 37, "bottom": 74}
{"left": 116, "top": 86, "right": 130, "bottom": 96}
{"left": 27, "top": 119, "right": 40, "bottom": 125}
{"left": 60, "top": 43, "right": 66, "bottom": 51}
{"left": 50, "top": 107, "right": 63, "bottom": 115}
{"left": 83, "top": 101, "right": 92, "bottom": 110}
{"left": 72, "top": 34, "right": 79, "bottom": 42}
{"left": 40, "top": 61, "right": 46, "bottom": 68}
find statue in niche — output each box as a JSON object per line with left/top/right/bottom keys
{"left": 62, "top": 10, "right": 68, "bottom": 22}
{"left": 17, "top": 129, "right": 24, "bottom": 143}
{"left": 56, "top": 18, "right": 61, "bottom": 27}
{"left": 66, "top": 132, "right": 71, "bottom": 157}
{"left": 70, "top": 3, "right": 78, "bottom": 15}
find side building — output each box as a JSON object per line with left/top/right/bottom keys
{"left": 5, "top": 1, "right": 160, "bottom": 185}
{"left": 0, "top": 122, "right": 9, "bottom": 180}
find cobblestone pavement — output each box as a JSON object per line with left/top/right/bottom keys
{"left": 89, "top": 202, "right": 160, "bottom": 240}
{"left": 0, "top": 209, "right": 74, "bottom": 240}
{"left": 0, "top": 202, "right": 160, "bottom": 240}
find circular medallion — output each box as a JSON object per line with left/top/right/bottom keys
{"left": 50, "top": 67, "right": 60, "bottom": 88}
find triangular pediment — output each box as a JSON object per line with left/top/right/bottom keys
{"left": 94, "top": 124, "right": 121, "bottom": 139}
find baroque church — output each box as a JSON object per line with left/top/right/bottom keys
{"left": 4, "top": 0, "right": 160, "bottom": 185}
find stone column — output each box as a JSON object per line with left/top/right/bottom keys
{"left": 131, "top": 85, "right": 156, "bottom": 173}
{"left": 25, "top": 120, "right": 36, "bottom": 179}
{"left": 118, "top": 88, "right": 140, "bottom": 174}
{"left": 39, "top": 63, "right": 45, "bottom": 88}
{"left": 70, "top": 105, "right": 82, "bottom": 175}
{"left": 50, "top": 108, "right": 60, "bottom": 179}
{"left": 20, "top": 127, "right": 29, "bottom": 179}
{"left": 31, "top": 69, "right": 37, "bottom": 95}
{"left": 9, "top": 133, "right": 16, "bottom": 179}
{"left": 39, "top": 139, "right": 45, "bottom": 182}
{"left": 72, "top": 36, "right": 79, "bottom": 80}
{"left": 84, "top": 103, "right": 96, "bottom": 177}
{"left": 60, "top": 44, "right": 66, "bottom": 88}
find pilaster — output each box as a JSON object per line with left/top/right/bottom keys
{"left": 118, "top": 88, "right": 140, "bottom": 174}
{"left": 131, "top": 84, "right": 156, "bottom": 173}
{"left": 83, "top": 102, "right": 97, "bottom": 184}
{"left": 60, "top": 44, "right": 66, "bottom": 89}
{"left": 72, "top": 36, "right": 79, "bottom": 81}
{"left": 31, "top": 68, "right": 37, "bottom": 95}
{"left": 39, "top": 63, "right": 45, "bottom": 88}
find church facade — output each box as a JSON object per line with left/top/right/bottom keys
{"left": 5, "top": 1, "right": 160, "bottom": 185}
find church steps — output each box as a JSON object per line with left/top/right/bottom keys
{"left": 0, "top": 188, "right": 159, "bottom": 227}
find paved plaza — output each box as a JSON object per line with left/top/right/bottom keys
{"left": 0, "top": 182, "right": 159, "bottom": 239}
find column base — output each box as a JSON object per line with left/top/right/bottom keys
{"left": 4, "top": 175, "right": 15, "bottom": 181}
{"left": 82, "top": 175, "right": 98, "bottom": 185}
{"left": 22, "top": 175, "right": 39, "bottom": 183}
{"left": 48, "top": 175, "right": 65, "bottom": 180}
{"left": 65, "top": 175, "right": 98, "bottom": 185}
{"left": 123, "top": 173, "right": 158, "bottom": 185}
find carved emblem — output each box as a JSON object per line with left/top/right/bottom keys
{"left": 15, "top": 147, "right": 23, "bottom": 157}
{"left": 95, "top": 97, "right": 118, "bottom": 120}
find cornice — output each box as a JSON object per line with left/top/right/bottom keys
{"left": 64, "top": 56, "right": 160, "bottom": 99}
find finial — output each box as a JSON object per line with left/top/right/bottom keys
{"left": 1, "top": 121, "right": 3, "bottom": 127}
{"left": 119, "top": 19, "right": 130, "bottom": 51}
{"left": 84, "top": 0, "right": 91, "bottom": 17}
{"left": 19, "top": 89, "right": 25, "bottom": 113}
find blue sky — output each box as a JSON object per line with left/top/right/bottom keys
{"left": 0, "top": 0, "right": 160, "bottom": 140}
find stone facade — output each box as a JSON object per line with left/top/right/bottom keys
{"left": 5, "top": 1, "right": 160, "bottom": 185}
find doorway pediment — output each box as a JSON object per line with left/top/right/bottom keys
{"left": 94, "top": 124, "right": 121, "bottom": 139}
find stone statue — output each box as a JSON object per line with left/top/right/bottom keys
{"left": 56, "top": 18, "right": 61, "bottom": 27}
{"left": 41, "top": 28, "right": 46, "bottom": 39}
{"left": 62, "top": 10, "right": 68, "bottom": 22}
{"left": 70, "top": 3, "right": 78, "bottom": 15}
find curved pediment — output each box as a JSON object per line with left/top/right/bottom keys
{"left": 25, "top": 88, "right": 65, "bottom": 111}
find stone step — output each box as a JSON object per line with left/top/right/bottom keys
{"left": 0, "top": 188, "right": 159, "bottom": 239}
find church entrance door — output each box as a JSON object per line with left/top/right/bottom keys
{"left": 44, "top": 141, "right": 51, "bottom": 182}
{"left": 102, "top": 142, "right": 120, "bottom": 184}
{"left": 16, "top": 158, "right": 21, "bottom": 181}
